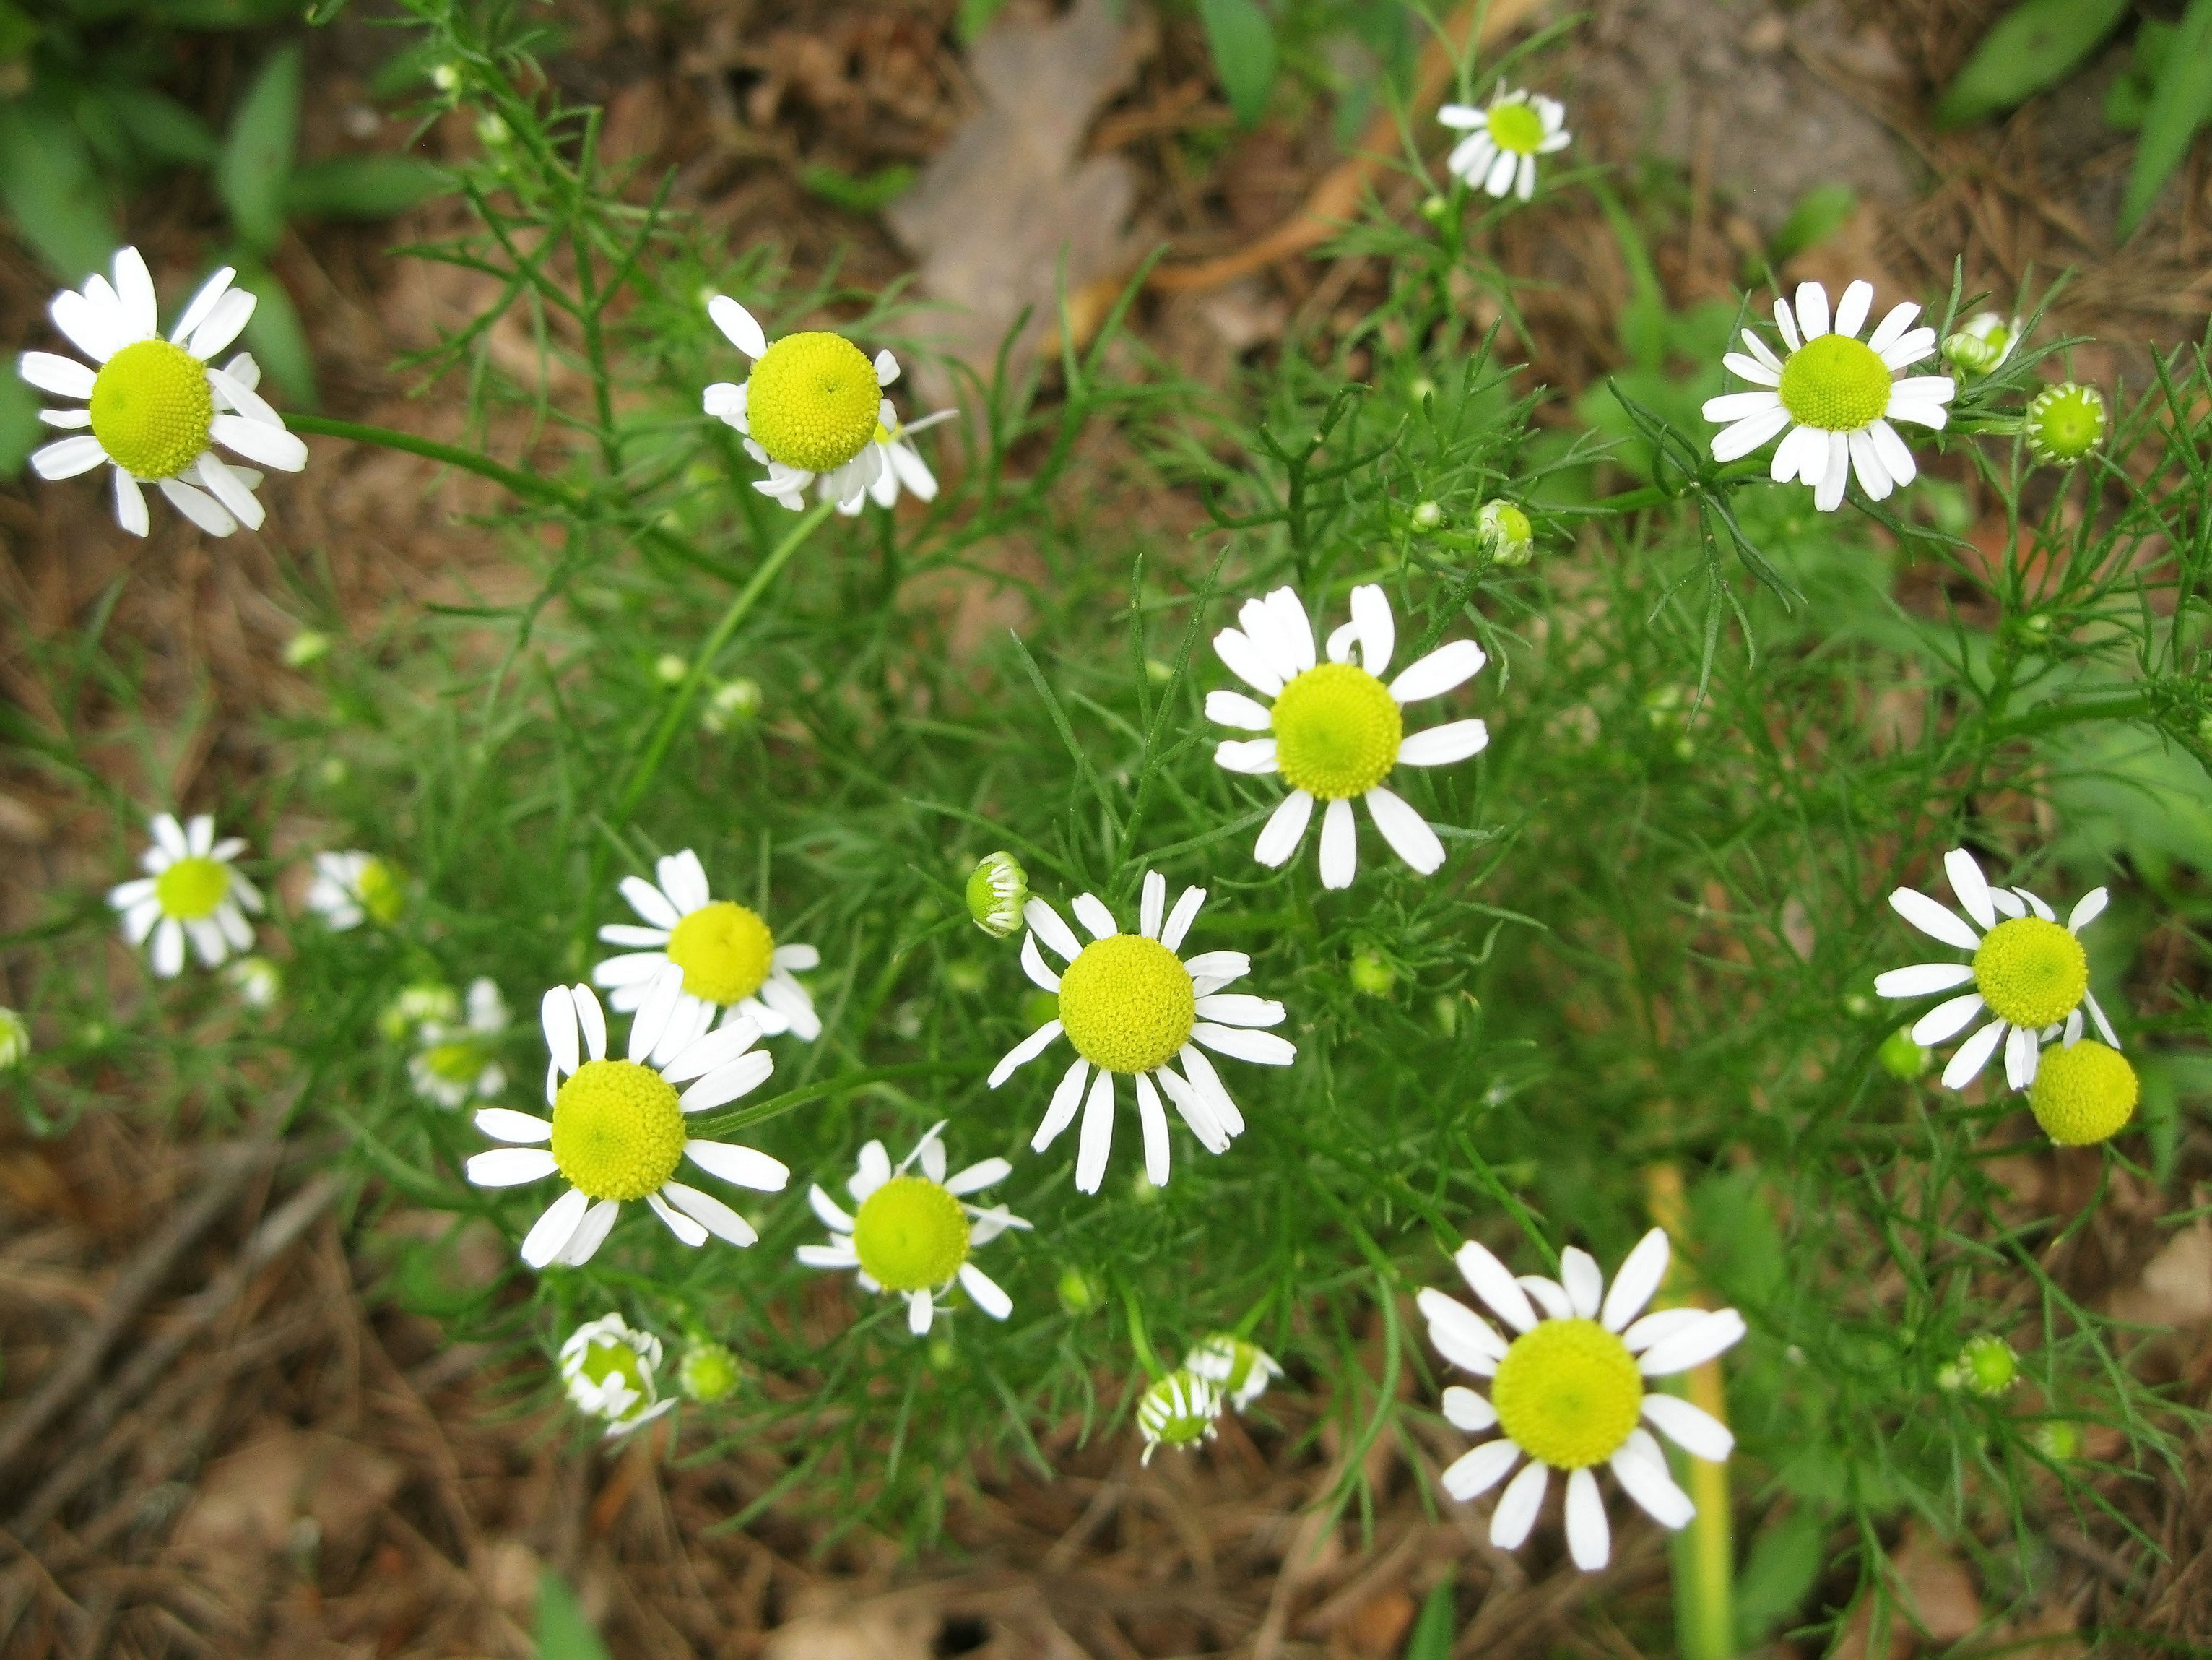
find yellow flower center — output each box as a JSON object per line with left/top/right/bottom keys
{"left": 1486, "top": 100, "right": 1545, "bottom": 155}
{"left": 550, "top": 1058, "right": 686, "bottom": 1201}
{"left": 1972, "top": 917, "right": 2087, "bottom": 1030}
{"left": 89, "top": 338, "right": 214, "bottom": 480}
{"left": 1777, "top": 332, "right": 1892, "bottom": 433}
{"left": 1057, "top": 933, "right": 1195, "bottom": 1074}
{"left": 2026, "top": 384, "right": 2106, "bottom": 464}
{"left": 2028, "top": 1039, "right": 2136, "bottom": 1146}
{"left": 743, "top": 332, "right": 881, "bottom": 474}
{"left": 851, "top": 1174, "right": 971, "bottom": 1292}
{"left": 1270, "top": 662, "right": 1404, "bottom": 800}
{"left": 665, "top": 901, "right": 775, "bottom": 1006}
{"left": 154, "top": 855, "right": 230, "bottom": 920}
{"left": 357, "top": 856, "right": 404, "bottom": 925}
{"left": 1490, "top": 1318, "right": 1644, "bottom": 1470}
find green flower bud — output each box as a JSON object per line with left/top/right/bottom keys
{"left": 2034, "top": 1419, "right": 2082, "bottom": 1461}
{"left": 283, "top": 629, "right": 331, "bottom": 668}
{"left": 1411, "top": 501, "right": 1444, "bottom": 530}
{"left": 560, "top": 1315, "right": 672, "bottom": 1438}
{"left": 0, "top": 1006, "right": 28, "bottom": 1071}
{"left": 1145, "top": 657, "right": 1175, "bottom": 687}
{"left": 1878, "top": 1026, "right": 1931, "bottom": 1080}
{"left": 701, "top": 677, "right": 761, "bottom": 735}
{"left": 1348, "top": 950, "right": 1396, "bottom": 997}
{"left": 677, "top": 1339, "right": 742, "bottom": 1404}
{"left": 1057, "top": 1266, "right": 1106, "bottom": 1315}
{"left": 1941, "top": 312, "right": 2017, "bottom": 376}
{"left": 1476, "top": 499, "right": 1535, "bottom": 566}
{"left": 1135, "top": 1368, "right": 1222, "bottom": 1464}
{"left": 654, "top": 652, "right": 689, "bottom": 686}
{"left": 966, "top": 850, "right": 1028, "bottom": 938}
{"left": 1959, "top": 1334, "right": 2018, "bottom": 1397}
{"left": 477, "top": 111, "right": 510, "bottom": 148}
{"left": 2025, "top": 383, "right": 2105, "bottom": 466}
{"left": 1419, "top": 194, "right": 1448, "bottom": 221}
{"left": 225, "top": 956, "right": 283, "bottom": 1011}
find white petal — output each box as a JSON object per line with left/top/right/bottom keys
{"left": 1365, "top": 788, "right": 1445, "bottom": 876}
{"left": 1441, "top": 1437, "right": 1521, "bottom": 1500}
{"left": 620, "top": 874, "right": 683, "bottom": 929}
{"left": 209, "top": 411, "right": 306, "bottom": 472}
{"left": 1638, "top": 1309, "right": 1748, "bottom": 1375}
{"left": 1319, "top": 797, "right": 1358, "bottom": 889}
{"left": 1623, "top": 1307, "right": 1707, "bottom": 1352}
{"left": 1398, "top": 719, "right": 1488, "bottom": 766}
{"left": 1254, "top": 790, "right": 1315, "bottom": 868}
{"left": 1832, "top": 278, "right": 1872, "bottom": 340}
{"left": 1913, "top": 991, "right": 1986, "bottom": 1044}
{"left": 1325, "top": 619, "right": 1360, "bottom": 664}
{"left": 1794, "top": 280, "right": 1831, "bottom": 340}
{"left": 599, "top": 924, "right": 671, "bottom": 949}
{"left": 1564, "top": 1468, "right": 1610, "bottom": 1570}
{"left": 1140, "top": 870, "right": 1166, "bottom": 939}
{"left": 1865, "top": 300, "right": 1920, "bottom": 355}
{"left": 959, "top": 1261, "right": 1013, "bottom": 1319}
{"left": 1490, "top": 1461, "right": 1548, "bottom": 1550}
{"left": 685, "top": 1138, "right": 789, "bottom": 1193}
{"left": 1703, "top": 390, "right": 1786, "bottom": 422}
{"left": 1020, "top": 932, "right": 1062, "bottom": 993}
{"left": 541, "top": 987, "right": 580, "bottom": 1075}
{"left": 1191, "top": 1024, "right": 1296, "bottom": 1065}
{"left": 1484, "top": 147, "right": 1517, "bottom": 196}
{"left": 678, "top": 1052, "right": 773, "bottom": 1112}
{"left": 708, "top": 295, "right": 767, "bottom": 357}
{"left": 151, "top": 917, "right": 185, "bottom": 976}
{"left": 519, "top": 1188, "right": 590, "bottom": 1268}
{"left": 1215, "top": 738, "right": 1280, "bottom": 775}
{"left": 1518, "top": 1275, "right": 1574, "bottom": 1321}
{"left": 1560, "top": 1248, "right": 1604, "bottom": 1319}
{"left": 946, "top": 1157, "right": 1011, "bottom": 1196}
{"left": 649, "top": 1191, "right": 709, "bottom": 1247}
{"left": 1890, "top": 886, "right": 1982, "bottom": 951}
{"left": 1389, "top": 640, "right": 1485, "bottom": 704}
{"left": 1869, "top": 419, "right": 1917, "bottom": 488}
{"left": 194, "top": 454, "right": 264, "bottom": 529}
{"left": 1612, "top": 1433, "right": 1696, "bottom": 1528}
{"left": 1720, "top": 352, "right": 1782, "bottom": 389}
{"left": 1892, "top": 375, "right": 1957, "bottom": 405}
{"left": 1740, "top": 328, "right": 1783, "bottom": 372}
{"left": 2086, "top": 992, "right": 2122, "bottom": 1049}
{"left": 1213, "top": 628, "right": 1285, "bottom": 697}
{"left": 2005, "top": 1022, "right": 2039, "bottom": 1091}
{"left": 1880, "top": 328, "right": 1938, "bottom": 371}
{"left": 1071, "top": 893, "right": 1117, "bottom": 940}
{"left": 1031, "top": 1058, "right": 1090, "bottom": 1151}
{"left": 1154, "top": 1063, "right": 1228, "bottom": 1153}
{"left": 1945, "top": 849, "right": 1997, "bottom": 930}
{"left": 1814, "top": 433, "right": 1849, "bottom": 511}
{"left": 51, "top": 290, "right": 124, "bottom": 363}
{"left": 629, "top": 967, "right": 684, "bottom": 1063}
{"left": 557, "top": 1200, "right": 620, "bottom": 1267}
{"left": 1876, "top": 961, "right": 1975, "bottom": 998}
{"left": 2015, "top": 886, "right": 2055, "bottom": 922}
{"left": 1941, "top": 1019, "right": 2006, "bottom": 1088}
{"left": 1848, "top": 429, "right": 1892, "bottom": 501}
{"left": 1709, "top": 406, "right": 1791, "bottom": 463}
{"left": 170, "top": 268, "right": 236, "bottom": 345}
{"left": 2069, "top": 888, "right": 2109, "bottom": 932}
{"left": 1419, "top": 1288, "right": 1506, "bottom": 1374}
{"left": 1134, "top": 1073, "right": 1171, "bottom": 1188}
{"left": 31, "top": 435, "right": 108, "bottom": 480}
{"left": 662, "top": 1180, "right": 758, "bottom": 1245}
{"left": 1349, "top": 584, "right": 1395, "bottom": 675}
{"left": 662, "top": 1019, "right": 763, "bottom": 1084}
{"left": 466, "top": 1146, "right": 559, "bottom": 1186}
{"left": 187, "top": 290, "right": 256, "bottom": 360}
{"left": 474, "top": 1108, "right": 553, "bottom": 1144}
{"left": 1441, "top": 1385, "right": 1498, "bottom": 1432}
{"left": 113, "top": 470, "right": 149, "bottom": 536}
{"left": 1266, "top": 587, "right": 1317, "bottom": 673}
{"left": 1193, "top": 993, "right": 1283, "bottom": 1028}
{"left": 19, "top": 350, "right": 95, "bottom": 398}
{"left": 1641, "top": 1393, "right": 1735, "bottom": 1460}
{"left": 656, "top": 850, "right": 711, "bottom": 914}
{"left": 1177, "top": 1042, "right": 1245, "bottom": 1137}
{"left": 1181, "top": 950, "right": 1249, "bottom": 987}
{"left": 987, "top": 1020, "right": 1064, "bottom": 1088}
{"left": 154, "top": 477, "right": 239, "bottom": 531}
{"left": 1207, "top": 689, "right": 1273, "bottom": 730}
{"left": 1162, "top": 885, "right": 1205, "bottom": 951}
{"left": 797, "top": 1242, "right": 859, "bottom": 1269}
{"left": 851, "top": 1141, "right": 892, "bottom": 1201}
{"left": 1602, "top": 1229, "right": 1670, "bottom": 1331}
{"left": 1455, "top": 1240, "right": 1538, "bottom": 1332}
{"left": 1770, "top": 423, "right": 1825, "bottom": 485}
{"left": 1024, "top": 898, "right": 1083, "bottom": 963}
{"left": 594, "top": 951, "right": 669, "bottom": 989}
{"left": 760, "top": 973, "right": 820, "bottom": 1040}
{"left": 1887, "top": 398, "right": 1950, "bottom": 431}
{"left": 1075, "top": 1067, "right": 1116, "bottom": 1194}
{"left": 809, "top": 1184, "right": 854, "bottom": 1232}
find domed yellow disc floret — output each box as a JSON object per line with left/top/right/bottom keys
{"left": 1490, "top": 1318, "right": 1644, "bottom": 1469}
{"left": 743, "top": 332, "right": 881, "bottom": 475}
{"left": 851, "top": 1174, "right": 971, "bottom": 1292}
{"left": 577, "top": 1334, "right": 648, "bottom": 1396}
{"left": 1486, "top": 101, "right": 1545, "bottom": 155}
{"left": 666, "top": 901, "right": 775, "bottom": 1006}
{"left": 2028, "top": 1039, "right": 2136, "bottom": 1146}
{"left": 1057, "top": 933, "right": 1195, "bottom": 1074}
{"left": 154, "top": 855, "right": 230, "bottom": 920}
{"left": 1270, "top": 662, "right": 1404, "bottom": 800}
{"left": 1777, "top": 334, "right": 1892, "bottom": 433}
{"left": 550, "top": 1058, "right": 685, "bottom": 1201}
{"left": 90, "top": 339, "right": 214, "bottom": 480}
{"left": 1972, "top": 917, "right": 2087, "bottom": 1030}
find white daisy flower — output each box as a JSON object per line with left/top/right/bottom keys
{"left": 409, "top": 977, "right": 511, "bottom": 1110}
{"left": 1701, "top": 279, "right": 1956, "bottom": 511}
{"left": 1438, "top": 85, "right": 1571, "bottom": 201}
{"left": 1209, "top": 584, "right": 1488, "bottom": 889}
{"left": 1137, "top": 1368, "right": 1223, "bottom": 1464}
{"left": 834, "top": 407, "right": 957, "bottom": 516}
{"left": 1874, "top": 847, "right": 2118, "bottom": 1092}
{"left": 304, "top": 850, "right": 404, "bottom": 930}
{"left": 466, "top": 982, "right": 789, "bottom": 1269}
{"left": 797, "top": 1120, "right": 1029, "bottom": 1336}
{"left": 703, "top": 295, "right": 902, "bottom": 511}
{"left": 1420, "top": 1229, "right": 1746, "bottom": 1572}
{"left": 20, "top": 247, "right": 308, "bottom": 536}
{"left": 1185, "top": 1333, "right": 1284, "bottom": 1412}
{"left": 107, "top": 812, "right": 264, "bottom": 977}
{"left": 559, "top": 1313, "right": 675, "bottom": 1438}
{"left": 592, "top": 849, "right": 822, "bottom": 1059}
{"left": 989, "top": 873, "right": 1296, "bottom": 1193}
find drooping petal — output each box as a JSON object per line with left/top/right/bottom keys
{"left": 1075, "top": 1067, "right": 1116, "bottom": 1193}
{"left": 1319, "top": 797, "right": 1358, "bottom": 889}
{"left": 1611, "top": 1430, "right": 1696, "bottom": 1527}
{"left": 1365, "top": 787, "right": 1444, "bottom": 876}
{"left": 1940, "top": 1019, "right": 2006, "bottom": 1088}
{"left": 988, "top": 1019, "right": 1064, "bottom": 1089}
{"left": 1254, "top": 790, "right": 1315, "bottom": 868}
{"left": 1032, "top": 1057, "right": 1090, "bottom": 1152}
{"left": 113, "top": 469, "right": 149, "bottom": 535}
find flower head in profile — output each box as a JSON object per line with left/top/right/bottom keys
{"left": 466, "top": 983, "right": 788, "bottom": 1268}
{"left": 108, "top": 812, "right": 264, "bottom": 977}
{"left": 990, "top": 873, "right": 1294, "bottom": 1193}
{"left": 1211, "top": 585, "right": 1488, "bottom": 889}
{"left": 305, "top": 850, "right": 405, "bottom": 930}
{"left": 409, "top": 977, "right": 511, "bottom": 1110}
{"left": 1137, "top": 1368, "right": 1223, "bottom": 1464}
{"left": 560, "top": 1314, "right": 674, "bottom": 1438}
{"left": 594, "top": 850, "right": 822, "bottom": 1057}
{"left": 835, "top": 408, "right": 956, "bottom": 516}
{"left": 1875, "top": 847, "right": 2117, "bottom": 1091}
{"left": 21, "top": 248, "right": 307, "bottom": 536}
{"left": 1702, "top": 279, "right": 1954, "bottom": 511}
{"left": 967, "top": 850, "right": 1029, "bottom": 938}
{"left": 1438, "top": 86, "right": 1570, "bottom": 201}
{"left": 1421, "top": 1230, "right": 1745, "bottom": 1571}
{"left": 1186, "top": 1333, "right": 1284, "bottom": 1412}
{"left": 703, "top": 295, "right": 903, "bottom": 511}
{"left": 798, "top": 1121, "right": 1028, "bottom": 1335}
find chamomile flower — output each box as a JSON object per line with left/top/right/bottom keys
{"left": 703, "top": 295, "right": 903, "bottom": 511}
{"left": 1875, "top": 847, "right": 2118, "bottom": 1091}
{"left": 835, "top": 408, "right": 956, "bottom": 516}
{"left": 466, "top": 983, "right": 789, "bottom": 1269}
{"left": 305, "top": 850, "right": 405, "bottom": 930}
{"left": 989, "top": 873, "right": 1295, "bottom": 1193}
{"left": 2027, "top": 1035, "right": 2137, "bottom": 1146}
{"left": 1186, "top": 1334, "right": 1284, "bottom": 1412}
{"left": 559, "top": 1314, "right": 675, "bottom": 1438}
{"left": 1702, "top": 279, "right": 1955, "bottom": 511}
{"left": 1210, "top": 585, "right": 1488, "bottom": 888}
{"left": 592, "top": 850, "right": 822, "bottom": 1058}
{"left": 409, "top": 977, "right": 511, "bottom": 1110}
{"left": 1438, "top": 85, "right": 1570, "bottom": 201}
{"left": 1136, "top": 1368, "right": 1223, "bottom": 1464}
{"left": 797, "top": 1121, "right": 1029, "bottom": 1336}
{"left": 1420, "top": 1229, "right": 1745, "bottom": 1571}
{"left": 967, "top": 850, "right": 1029, "bottom": 938}
{"left": 20, "top": 248, "right": 307, "bottom": 536}
{"left": 108, "top": 812, "right": 264, "bottom": 977}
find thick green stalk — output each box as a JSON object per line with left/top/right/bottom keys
{"left": 1648, "top": 1164, "right": 1737, "bottom": 1660}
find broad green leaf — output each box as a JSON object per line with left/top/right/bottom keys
{"left": 1934, "top": 0, "right": 2129, "bottom": 128}
{"left": 535, "top": 1569, "right": 613, "bottom": 1660}
{"left": 1766, "top": 184, "right": 1857, "bottom": 268}
{"left": 2102, "top": 18, "right": 2175, "bottom": 131}
{"left": 109, "top": 87, "right": 221, "bottom": 165}
{"left": 0, "top": 96, "right": 118, "bottom": 282}
{"left": 217, "top": 43, "right": 301, "bottom": 255}
{"left": 1405, "top": 1578, "right": 1457, "bottom": 1660}
{"left": 2120, "top": 0, "right": 2212, "bottom": 235}
{"left": 0, "top": 364, "right": 43, "bottom": 477}
{"left": 233, "top": 257, "right": 318, "bottom": 406}
{"left": 285, "top": 155, "right": 446, "bottom": 220}
{"left": 1734, "top": 1507, "right": 1826, "bottom": 1645}
{"left": 1200, "top": 0, "right": 1277, "bottom": 129}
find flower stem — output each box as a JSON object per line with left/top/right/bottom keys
{"left": 1120, "top": 1285, "right": 1166, "bottom": 1380}
{"left": 1647, "top": 1162, "right": 1737, "bottom": 1660}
